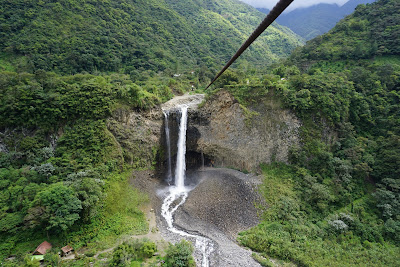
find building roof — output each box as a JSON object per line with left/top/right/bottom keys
{"left": 33, "top": 241, "right": 52, "bottom": 255}
{"left": 61, "top": 245, "right": 73, "bottom": 254}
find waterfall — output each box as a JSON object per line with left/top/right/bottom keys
{"left": 161, "top": 104, "right": 213, "bottom": 267}
{"left": 163, "top": 111, "right": 173, "bottom": 184}
{"left": 174, "top": 105, "right": 188, "bottom": 189}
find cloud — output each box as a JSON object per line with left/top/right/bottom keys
{"left": 240, "top": 0, "right": 349, "bottom": 11}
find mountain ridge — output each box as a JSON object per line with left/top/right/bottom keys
{"left": 258, "top": 0, "right": 377, "bottom": 40}
{"left": 0, "top": 0, "right": 302, "bottom": 75}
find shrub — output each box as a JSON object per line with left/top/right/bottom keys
{"left": 141, "top": 241, "right": 157, "bottom": 258}
{"left": 251, "top": 253, "right": 274, "bottom": 267}
{"left": 43, "top": 250, "right": 60, "bottom": 266}
{"left": 109, "top": 239, "right": 157, "bottom": 266}
{"left": 163, "top": 240, "right": 195, "bottom": 267}
{"left": 109, "top": 242, "right": 135, "bottom": 267}
{"left": 328, "top": 219, "right": 348, "bottom": 234}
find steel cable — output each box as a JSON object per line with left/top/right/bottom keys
{"left": 205, "top": 0, "right": 294, "bottom": 89}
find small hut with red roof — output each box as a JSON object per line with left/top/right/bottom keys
{"left": 33, "top": 241, "right": 52, "bottom": 255}
{"left": 61, "top": 245, "right": 74, "bottom": 256}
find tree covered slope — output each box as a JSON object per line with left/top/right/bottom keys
{"left": 0, "top": 0, "right": 302, "bottom": 75}
{"left": 0, "top": 0, "right": 301, "bottom": 263}
{"left": 215, "top": 0, "right": 399, "bottom": 265}
{"left": 292, "top": 0, "right": 399, "bottom": 60}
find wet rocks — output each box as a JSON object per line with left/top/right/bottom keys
{"left": 161, "top": 94, "right": 205, "bottom": 112}
{"left": 178, "top": 168, "right": 262, "bottom": 238}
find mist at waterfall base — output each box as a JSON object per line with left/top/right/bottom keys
{"left": 160, "top": 105, "right": 214, "bottom": 267}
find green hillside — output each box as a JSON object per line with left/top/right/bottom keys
{"left": 0, "top": 0, "right": 398, "bottom": 265}
{"left": 220, "top": 0, "right": 399, "bottom": 265}
{"left": 292, "top": 0, "right": 399, "bottom": 60}
{"left": 0, "top": 0, "right": 301, "bottom": 75}
{"left": 0, "top": 0, "right": 302, "bottom": 264}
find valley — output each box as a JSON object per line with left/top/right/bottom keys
{"left": 0, "top": 0, "right": 399, "bottom": 266}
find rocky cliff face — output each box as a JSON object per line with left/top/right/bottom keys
{"left": 186, "top": 90, "right": 301, "bottom": 173}
{"left": 107, "top": 107, "right": 163, "bottom": 169}
{"left": 108, "top": 90, "right": 301, "bottom": 174}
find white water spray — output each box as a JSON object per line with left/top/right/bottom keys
{"left": 163, "top": 111, "right": 173, "bottom": 184}
{"left": 161, "top": 105, "right": 213, "bottom": 267}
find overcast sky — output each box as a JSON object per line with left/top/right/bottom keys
{"left": 240, "top": 0, "right": 349, "bottom": 11}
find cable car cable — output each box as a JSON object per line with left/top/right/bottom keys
{"left": 205, "top": 0, "right": 294, "bottom": 90}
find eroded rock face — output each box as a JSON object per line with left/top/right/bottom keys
{"left": 187, "top": 90, "right": 301, "bottom": 173}
{"left": 107, "top": 107, "right": 163, "bottom": 169}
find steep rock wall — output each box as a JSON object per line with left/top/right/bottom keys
{"left": 187, "top": 90, "right": 301, "bottom": 173}
{"left": 107, "top": 107, "right": 163, "bottom": 169}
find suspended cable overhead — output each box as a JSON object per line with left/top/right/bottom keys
{"left": 206, "top": 0, "right": 294, "bottom": 89}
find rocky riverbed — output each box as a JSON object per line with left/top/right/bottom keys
{"left": 131, "top": 167, "right": 263, "bottom": 267}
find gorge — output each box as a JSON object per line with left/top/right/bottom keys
{"left": 156, "top": 94, "right": 264, "bottom": 266}
{"left": 106, "top": 90, "right": 320, "bottom": 265}
{"left": 0, "top": 0, "right": 398, "bottom": 265}
{"left": 161, "top": 102, "right": 214, "bottom": 267}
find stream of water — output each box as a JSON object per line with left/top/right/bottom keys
{"left": 161, "top": 105, "right": 214, "bottom": 267}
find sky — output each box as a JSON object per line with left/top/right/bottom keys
{"left": 240, "top": 0, "right": 349, "bottom": 11}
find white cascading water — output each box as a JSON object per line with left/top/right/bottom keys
{"left": 163, "top": 111, "right": 173, "bottom": 184}
{"left": 161, "top": 105, "right": 213, "bottom": 267}
{"left": 174, "top": 105, "right": 188, "bottom": 189}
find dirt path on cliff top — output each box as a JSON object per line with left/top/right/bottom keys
{"left": 130, "top": 167, "right": 263, "bottom": 267}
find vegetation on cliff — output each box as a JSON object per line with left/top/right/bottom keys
{"left": 216, "top": 0, "right": 399, "bottom": 265}
{"left": 0, "top": 72, "right": 152, "bottom": 263}
{"left": 291, "top": 0, "right": 399, "bottom": 61}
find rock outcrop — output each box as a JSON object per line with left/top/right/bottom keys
{"left": 107, "top": 107, "right": 163, "bottom": 169}
{"left": 186, "top": 90, "right": 301, "bottom": 173}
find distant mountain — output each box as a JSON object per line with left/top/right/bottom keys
{"left": 258, "top": 0, "right": 376, "bottom": 40}
{"left": 0, "top": 0, "right": 302, "bottom": 75}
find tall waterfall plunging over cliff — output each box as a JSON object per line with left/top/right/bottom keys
{"left": 161, "top": 97, "right": 213, "bottom": 267}
{"left": 174, "top": 105, "right": 188, "bottom": 189}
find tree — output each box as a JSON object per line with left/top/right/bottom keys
{"left": 32, "top": 183, "right": 82, "bottom": 233}
{"left": 70, "top": 176, "right": 104, "bottom": 222}
{"left": 163, "top": 240, "right": 195, "bottom": 267}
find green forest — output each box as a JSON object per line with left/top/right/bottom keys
{"left": 0, "top": 0, "right": 301, "bottom": 75}
{"left": 0, "top": 0, "right": 399, "bottom": 266}
{"left": 222, "top": 0, "right": 399, "bottom": 265}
